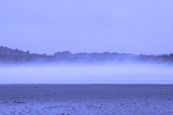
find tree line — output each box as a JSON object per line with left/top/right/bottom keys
{"left": 0, "top": 46, "right": 173, "bottom": 64}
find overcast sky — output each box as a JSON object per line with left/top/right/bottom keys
{"left": 0, "top": 0, "right": 173, "bottom": 55}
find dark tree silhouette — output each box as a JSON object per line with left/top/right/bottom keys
{"left": 0, "top": 46, "right": 173, "bottom": 64}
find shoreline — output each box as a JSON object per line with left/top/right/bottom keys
{"left": 0, "top": 84, "right": 173, "bottom": 114}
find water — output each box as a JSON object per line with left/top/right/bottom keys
{"left": 0, "top": 63, "right": 173, "bottom": 84}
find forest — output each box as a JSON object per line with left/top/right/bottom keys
{"left": 0, "top": 46, "right": 173, "bottom": 64}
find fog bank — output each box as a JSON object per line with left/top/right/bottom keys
{"left": 0, "top": 64, "right": 173, "bottom": 84}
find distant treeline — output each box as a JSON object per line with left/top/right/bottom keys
{"left": 0, "top": 46, "right": 173, "bottom": 64}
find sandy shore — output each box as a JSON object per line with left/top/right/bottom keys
{"left": 0, "top": 84, "right": 173, "bottom": 114}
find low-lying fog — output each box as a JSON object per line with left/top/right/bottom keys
{"left": 0, "top": 63, "right": 173, "bottom": 84}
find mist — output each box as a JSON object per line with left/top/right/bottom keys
{"left": 0, "top": 63, "right": 173, "bottom": 84}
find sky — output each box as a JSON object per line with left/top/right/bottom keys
{"left": 0, "top": 0, "right": 173, "bottom": 55}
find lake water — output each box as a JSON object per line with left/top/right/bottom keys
{"left": 0, "top": 64, "right": 173, "bottom": 84}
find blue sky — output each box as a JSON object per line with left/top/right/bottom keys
{"left": 0, "top": 0, "right": 173, "bottom": 54}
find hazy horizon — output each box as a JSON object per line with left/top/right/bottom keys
{"left": 0, "top": 63, "right": 173, "bottom": 84}
{"left": 0, "top": 0, "right": 173, "bottom": 84}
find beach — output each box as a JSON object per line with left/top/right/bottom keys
{"left": 0, "top": 84, "right": 173, "bottom": 114}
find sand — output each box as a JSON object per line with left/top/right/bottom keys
{"left": 0, "top": 84, "right": 173, "bottom": 115}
